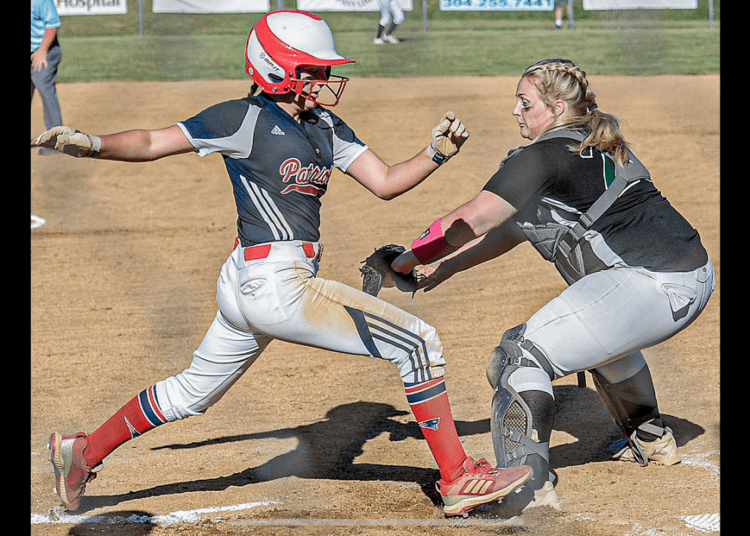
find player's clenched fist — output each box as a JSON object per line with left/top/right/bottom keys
{"left": 32, "top": 126, "right": 101, "bottom": 158}
{"left": 428, "top": 111, "right": 470, "bottom": 165}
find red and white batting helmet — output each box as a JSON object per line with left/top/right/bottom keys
{"left": 245, "top": 10, "right": 354, "bottom": 106}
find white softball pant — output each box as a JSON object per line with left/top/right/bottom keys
{"left": 511, "top": 260, "right": 715, "bottom": 396}
{"left": 152, "top": 241, "right": 445, "bottom": 422}
{"left": 378, "top": 0, "right": 405, "bottom": 26}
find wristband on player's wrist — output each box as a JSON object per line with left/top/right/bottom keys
{"left": 427, "top": 144, "right": 449, "bottom": 165}
{"left": 410, "top": 218, "right": 458, "bottom": 265}
{"left": 88, "top": 135, "right": 102, "bottom": 158}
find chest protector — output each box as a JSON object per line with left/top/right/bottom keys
{"left": 506, "top": 129, "right": 650, "bottom": 285}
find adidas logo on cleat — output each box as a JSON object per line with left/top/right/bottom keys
{"left": 460, "top": 477, "right": 494, "bottom": 495}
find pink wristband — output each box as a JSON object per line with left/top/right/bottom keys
{"left": 411, "top": 218, "right": 457, "bottom": 265}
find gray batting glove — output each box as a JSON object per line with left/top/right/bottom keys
{"left": 427, "top": 111, "right": 469, "bottom": 164}
{"left": 32, "top": 126, "right": 102, "bottom": 158}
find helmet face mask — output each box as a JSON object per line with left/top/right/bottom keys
{"left": 245, "top": 11, "right": 353, "bottom": 107}
{"left": 288, "top": 68, "right": 349, "bottom": 107}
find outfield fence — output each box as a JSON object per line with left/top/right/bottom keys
{"left": 55, "top": 0, "right": 718, "bottom": 36}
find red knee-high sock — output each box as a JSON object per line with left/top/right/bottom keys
{"left": 83, "top": 386, "right": 168, "bottom": 469}
{"left": 405, "top": 377, "right": 467, "bottom": 483}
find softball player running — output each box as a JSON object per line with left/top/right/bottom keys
{"left": 33, "top": 11, "right": 531, "bottom": 517}
{"left": 390, "top": 58, "right": 715, "bottom": 512}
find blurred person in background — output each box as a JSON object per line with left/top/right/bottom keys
{"left": 374, "top": 0, "right": 404, "bottom": 44}
{"left": 555, "top": 0, "right": 575, "bottom": 30}
{"left": 31, "top": 0, "right": 63, "bottom": 155}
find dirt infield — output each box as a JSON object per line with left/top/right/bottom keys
{"left": 31, "top": 75, "right": 719, "bottom": 536}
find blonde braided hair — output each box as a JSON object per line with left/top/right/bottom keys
{"left": 522, "top": 59, "right": 630, "bottom": 165}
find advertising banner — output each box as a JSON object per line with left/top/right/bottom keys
{"left": 55, "top": 1, "right": 128, "bottom": 16}
{"left": 582, "top": 0, "right": 696, "bottom": 9}
{"left": 297, "top": 0, "right": 413, "bottom": 12}
{"left": 152, "top": 0, "right": 270, "bottom": 13}
{"left": 440, "top": 0, "right": 554, "bottom": 11}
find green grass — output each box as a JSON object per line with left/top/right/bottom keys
{"left": 335, "top": 23, "right": 720, "bottom": 77}
{"left": 55, "top": 1, "right": 719, "bottom": 82}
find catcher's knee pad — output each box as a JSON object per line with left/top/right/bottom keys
{"left": 590, "top": 363, "right": 667, "bottom": 466}
{"left": 488, "top": 325, "right": 556, "bottom": 489}
{"left": 486, "top": 324, "right": 556, "bottom": 388}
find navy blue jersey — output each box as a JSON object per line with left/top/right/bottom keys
{"left": 178, "top": 94, "right": 368, "bottom": 244}
{"left": 482, "top": 137, "right": 707, "bottom": 273}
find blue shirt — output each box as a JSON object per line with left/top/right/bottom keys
{"left": 31, "top": 0, "right": 61, "bottom": 53}
{"left": 178, "top": 95, "right": 368, "bottom": 245}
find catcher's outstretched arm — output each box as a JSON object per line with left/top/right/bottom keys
{"left": 442, "top": 191, "right": 518, "bottom": 245}
{"left": 392, "top": 191, "right": 517, "bottom": 274}
{"left": 418, "top": 222, "right": 526, "bottom": 292}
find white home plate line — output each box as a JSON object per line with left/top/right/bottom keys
{"left": 31, "top": 503, "right": 524, "bottom": 528}
{"left": 31, "top": 214, "right": 46, "bottom": 229}
{"left": 227, "top": 517, "right": 525, "bottom": 528}
{"left": 30, "top": 502, "right": 276, "bottom": 526}
{"left": 677, "top": 513, "right": 720, "bottom": 533}
{"left": 681, "top": 451, "right": 720, "bottom": 476}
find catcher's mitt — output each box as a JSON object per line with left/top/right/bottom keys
{"left": 360, "top": 244, "right": 419, "bottom": 297}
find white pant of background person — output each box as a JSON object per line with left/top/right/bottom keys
{"left": 378, "top": 0, "right": 405, "bottom": 28}
{"left": 374, "top": 0, "right": 405, "bottom": 44}
{"left": 154, "top": 240, "right": 445, "bottom": 421}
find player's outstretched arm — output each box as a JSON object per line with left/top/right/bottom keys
{"left": 390, "top": 191, "right": 518, "bottom": 274}
{"left": 345, "top": 111, "right": 469, "bottom": 200}
{"left": 346, "top": 148, "right": 437, "bottom": 200}
{"left": 32, "top": 124, "right": 195, "bottom": 162}
{"left": 416, "top": 220, "right": 526, "bottom": 292}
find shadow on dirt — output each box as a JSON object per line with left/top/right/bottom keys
{"left": 550, "top": 383, "right": 705, "bottom": 468}
{"left": 66, "top": 511, "right": 156, "bottom": 535}
{"left": 77, "top": 387, "right": 704, "bottom": 512}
